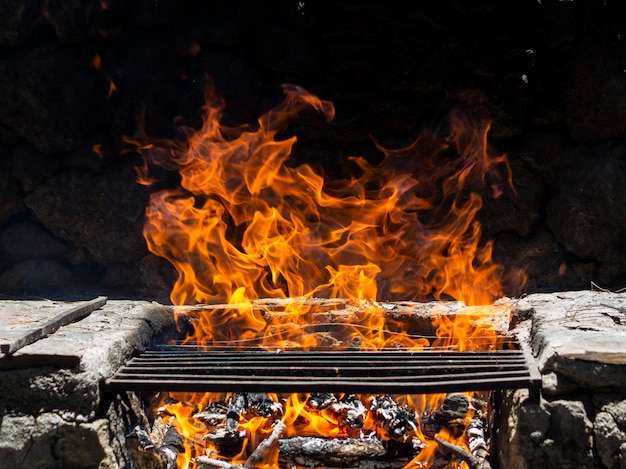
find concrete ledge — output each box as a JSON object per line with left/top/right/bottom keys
{"left": 517, "top": 291, "right": 626, "bottom": 393}
{"left": 0, "top": 300, "right": 174, "bottom": 417}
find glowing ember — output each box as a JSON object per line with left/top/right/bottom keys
{"left": 133, "top": 82, "right": 524, "bottom": 468}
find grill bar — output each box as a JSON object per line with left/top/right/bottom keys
{"left": 104, "top": 346, "right": 541, "bottom": 394}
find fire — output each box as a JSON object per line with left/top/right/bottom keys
{"left": 134, "top": 82, "right": 523, "bottom": 468}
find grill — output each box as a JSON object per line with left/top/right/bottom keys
{"left": 104, "top": 343, "right": 541, "bottom": 394}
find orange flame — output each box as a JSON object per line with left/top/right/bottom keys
{"left": 138, "top": 84, "right": 516, "bottom": 309}
{"left": 135, "top": 83, "right": 523, "bottom": 468}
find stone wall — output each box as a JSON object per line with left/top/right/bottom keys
{"left": 499, "top": 291, "right": 626, "bottom": 469}
{"left": 0, "top": 300, "right": 174, "bottom": 468}
{"left": 0, "top": 0, "right": 625, "bottom": 301}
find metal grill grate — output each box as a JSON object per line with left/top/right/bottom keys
{"left": 104, "top": 344, "right": 541, "bottom": 394}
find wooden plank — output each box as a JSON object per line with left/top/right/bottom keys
{"left": 0, "top": 296, "right": 107, "bottom": 355}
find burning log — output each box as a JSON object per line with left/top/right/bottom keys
{"left": 425, "top": 393, "right": 492, "bottom": 469}
{"left": 370, "top": 394, "right": 418, "bottom": 440}
{"left": 193, "top": 401, "right": 229, "bottom": 427}
{"left": 467, "top": 416, "right": 491, "bottom": 469}
{"left": 307, "top": 392, "right": 337, "bottom": 409}
{"left": 201, "top": 393, "right": 282, "bottom": 457}
{"left": 225, "top": 393, "right": 246, "bottom": 432}
{"left": 420, "top": 392, "right": 469, "bottom": 440}
{"left": 329, "top": 394, "right": 366, "bottom": 436}
{"left": 243, "top": 420, "right": 286, "bottom": 468}
{"left": 278, "top": 436, "right": 388, "bottom": 467}
{"left": 195, "top": 456, "right": 247, "bottom": 469}
{"left": 434, "top": 437, "right": 491, "bottom": 469}
{"left": 157, "top": 425, "right": 186, "bottom": 469}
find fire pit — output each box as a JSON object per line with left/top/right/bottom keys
{"left": 95, "top": 297, "right": 537, "bottom": 469}
{"left": 1, "top": 3, "right": 625, "bottom": 468}
{"left": 2, "top": 292, "right": 624, "bottom": 469}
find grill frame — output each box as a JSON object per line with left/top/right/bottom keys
{"left": 104, "top": 344, "right": 541, "bottom": 394}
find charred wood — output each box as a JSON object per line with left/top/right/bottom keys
{"left": 278, "top": 436, "right": 387, "bottom": 467}
{"left": 244, "top": 420, "right": 286, "bottom": 468}
{"left": 194, "top": 401, "right": 229, "bottom": 427}
{"left": 225, "top": 393, "right": 247, "bottom": 432}
{"left": 421, "top": 393, "right": 469, "bottom": 440}
{"left": 195, "top": 456, "right": 247, "bottom": 469}
{"left": 151, "top": 425, "right": 185, "bottom": 469}
{"left": 203, "top": 428, "right": 246, "bottom": 457}
{"left": 307, "top": 392, "right": 337, "bottom": 409}
{"left": 370, "top": 394, "right": 418, "bottom": 440}
{"left": 434, "top": 437, "right": 491, "bottom": 469}
{"left": 467, "top": 416, "right": 491, "bottom": 469}
{"left": 329, "top": 394, "right": 366, "bottom": 435}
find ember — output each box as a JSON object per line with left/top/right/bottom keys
{"left": 131, "top": 82, "right": 526, "bottom": 468}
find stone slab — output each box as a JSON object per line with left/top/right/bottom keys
{"left": 517, "top": 290, "right": 626, "bottom": 392}
{"left": 0, "top": 300, "right": 175, "bottom": 416}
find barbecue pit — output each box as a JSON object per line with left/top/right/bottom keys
{"left": 1, "top": 293, "right": 624, "bottom": 469}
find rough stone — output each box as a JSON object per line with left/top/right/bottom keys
{"left": 545, "top": 399, "right": 595, "bottom": 468}
{"left": 0, "top": 0, "right": 45, "bottom": 46}
{"left": 521, "top": 291, "right": 626, "bottom": 392}
{"left": 564, "top": 39, "right": 626, "bottom": 141}
{"left": 0, "top": 259, "right": 77, "bottom": 299}
{"left": 501, "top": 292, "right": 626, "bottom": 468}
{"left": 546, "top": 156, "right": 626, "bottom": 264}
{"left": 0, "top": 300, "right": 175, "bottom": 468}
{"left": 595, "top": 409, "right": 626, "bottom": 469}
{"left": 0, "top": 171, "right": 23, "bottom": 225}
{"left": 24, "top": 166, "right": 149, "bottom": 266}
{"left": 0, "top": 45, "right": 105, "bottom": 154}
{"left": 11, "top": 145, "right": 59, "bottom": 192}
{"left": 0, "top": 222, "right": 69, "bottom": 260}
{"left": 0, "top": 300, "right": 174, "bottom": 416}
{"left": 45, "top": 0, "right": 101, "bottom": 44}
{"left": 498, "top": 389, "right": 551, "bottom": 469}
{"left": 0, "top": 401, "right": 133, "bottom": 469}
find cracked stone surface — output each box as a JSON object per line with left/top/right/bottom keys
{"left": 500, "top": 290, "right": 626, "bottom": 469}
{"left": 0, "top": 299, "right": 175, "bottom": 468}
{"left": 517, "top": 290, "right": 626, "bottom": 393}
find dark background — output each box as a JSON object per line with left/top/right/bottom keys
{"left": 1, "top": 0, "right": 625, "bottom": 302}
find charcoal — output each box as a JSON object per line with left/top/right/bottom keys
{"left": 420, "top": 393, "right": 469, "bottom": 440}
{"left": 129, "top": 424, "right": 155, "bottom": 450}
{"left": 440, "top": 393, "right": 470, "bottom": 420}
{"left": 194, "top": 401, "right": 229, "bottom": 426}
{"left": 307, "top": 392, "right": 337, "bottom": 409}
{"left": 157, "top": 426, "right": 185, "bottom": 469}
{"left": 225, "top": 393, "right": 247, "bottom": 432}
{"left": 330, "top": 394, "right": 366, "bottom": 430}
{"left": 161, "top": 425, "right": 185, "bottom": 450}
{"left": 203, "top": 428, "right": 246, "bottom": 458}
{"left": 370, "top": 394, "right": 417, "bottom": 440}
{"left": 243, "top": 393, "right": 282, "bottom": 419}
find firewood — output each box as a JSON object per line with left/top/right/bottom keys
{"left": 421, "top": 393, "right": 469, "bottom": 440}
{"left": 307, "top": 392, "right": 337, "bottom": 409}
{"left": 329, "top": 394, "right": 366, "bottom": 434}
{"left": 195, "top": 456, "right": 247, "bottom": 469}
{"left": 369, "top": 394, "right": 417, "bottom": 440}
{"left": 278, "top": 436, "right": 387, "bottom": 466}
{"left": 244, "top": 420, "right": 286, "bottom": 468}
{"left": 225, "top": 393, "right": 247, "bottom": 432}
{"left": 434, "top": 437, "right": 491, "bottom": 469}
{"left": 157, "top": 425, "right": 185, "bottom": 469}
{"left": 202, "top": 428, "right": 246, "bottom": 457}
{"left": 194, "top": 400, "right": 229, "bottom": 426}
{"left": 467, "top": 416, "right": 491, "bottom": 469}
